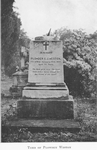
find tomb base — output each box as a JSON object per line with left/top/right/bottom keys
{"left": 17, "top": 98, "right": 74, "bottom": 119}
{"left": 18, "top": 83, "right": 74, "bottom": 119}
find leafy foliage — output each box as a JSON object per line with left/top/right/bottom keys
{"left": 1, "top": 0, "right": 21, "bottom": 75}
{"left": 54, "top": 28, "right": 97, "bottom": 97}
{"left": 19, "top": 29, "right": 31, "bottom": 48}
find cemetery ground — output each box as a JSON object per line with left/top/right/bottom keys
{"left": 1, "top": 75, "right": 97, "bottom": 142}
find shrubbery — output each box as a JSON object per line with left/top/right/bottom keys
{"left": 54, "top": 28, "right": 97, "bottom": 97}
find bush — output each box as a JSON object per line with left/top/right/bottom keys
{"left": 54, "top": 28, "right": 97, "bottom": 97}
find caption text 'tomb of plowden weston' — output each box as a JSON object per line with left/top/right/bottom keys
{"left": 28, "top": 145, "right": 71, "bottom": 149}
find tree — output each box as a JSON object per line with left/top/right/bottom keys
{"left": 1, "top": 0, "right": 21, "bottom": 75}
{"left": 19, "top": 29, "right": 31, "bottom": 48}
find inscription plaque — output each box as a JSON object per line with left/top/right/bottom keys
{"left": 28, "top": 41, "right": 64, "bottom": 83}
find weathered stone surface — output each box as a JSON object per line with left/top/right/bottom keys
{"left": 17, "top": 99, "right": 74, "bottom": 119}
{"left": 5, "top": 119, "right": 80, "bottom": 132}
{"left": 23, "top": 89, "right": 69, "bottom": 99}
{"left": 22, "top": 83, "right": 69, "bottom": 98}
{"left": 13, "top": 70, "right": 28, "bottom": 86}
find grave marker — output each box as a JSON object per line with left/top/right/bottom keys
{"left": 17, "top": 37, "right": 74, "bottom": 119}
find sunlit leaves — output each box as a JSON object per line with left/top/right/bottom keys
{"left": 54, "top": 28, "right": 97, "bottom": 97}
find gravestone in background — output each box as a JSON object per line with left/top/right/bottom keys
{"left": 17, "top": 38, "right": 74, "bottom": 119}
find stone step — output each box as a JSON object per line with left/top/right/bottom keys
{"left": 4, "top": 119, "right": 81, "bottom": 132}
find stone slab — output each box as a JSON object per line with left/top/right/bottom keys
{"left": 17, "top": 99, "right": 74, "bottom": 119}
{"left": 4, "top": 119, "right": 80, "bottom": 132}
{"left": 22, "top": 89, "right": 69, "bottom": 98}
{"left": 22, "top": 83, "right": 69, "bottom": 98}
{"left": 28, "top": 41, "right": 64, "bottom": 83}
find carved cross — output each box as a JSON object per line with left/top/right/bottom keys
{"left": 43, "top": 41, "right": 49, "bottom": 50}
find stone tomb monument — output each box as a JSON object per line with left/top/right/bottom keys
{"left": 17, "top": 39, "right": 74, "bottom": 119}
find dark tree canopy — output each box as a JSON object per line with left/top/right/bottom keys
{"left": 1, "top": 0, "right": 21, "bottom": 75}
